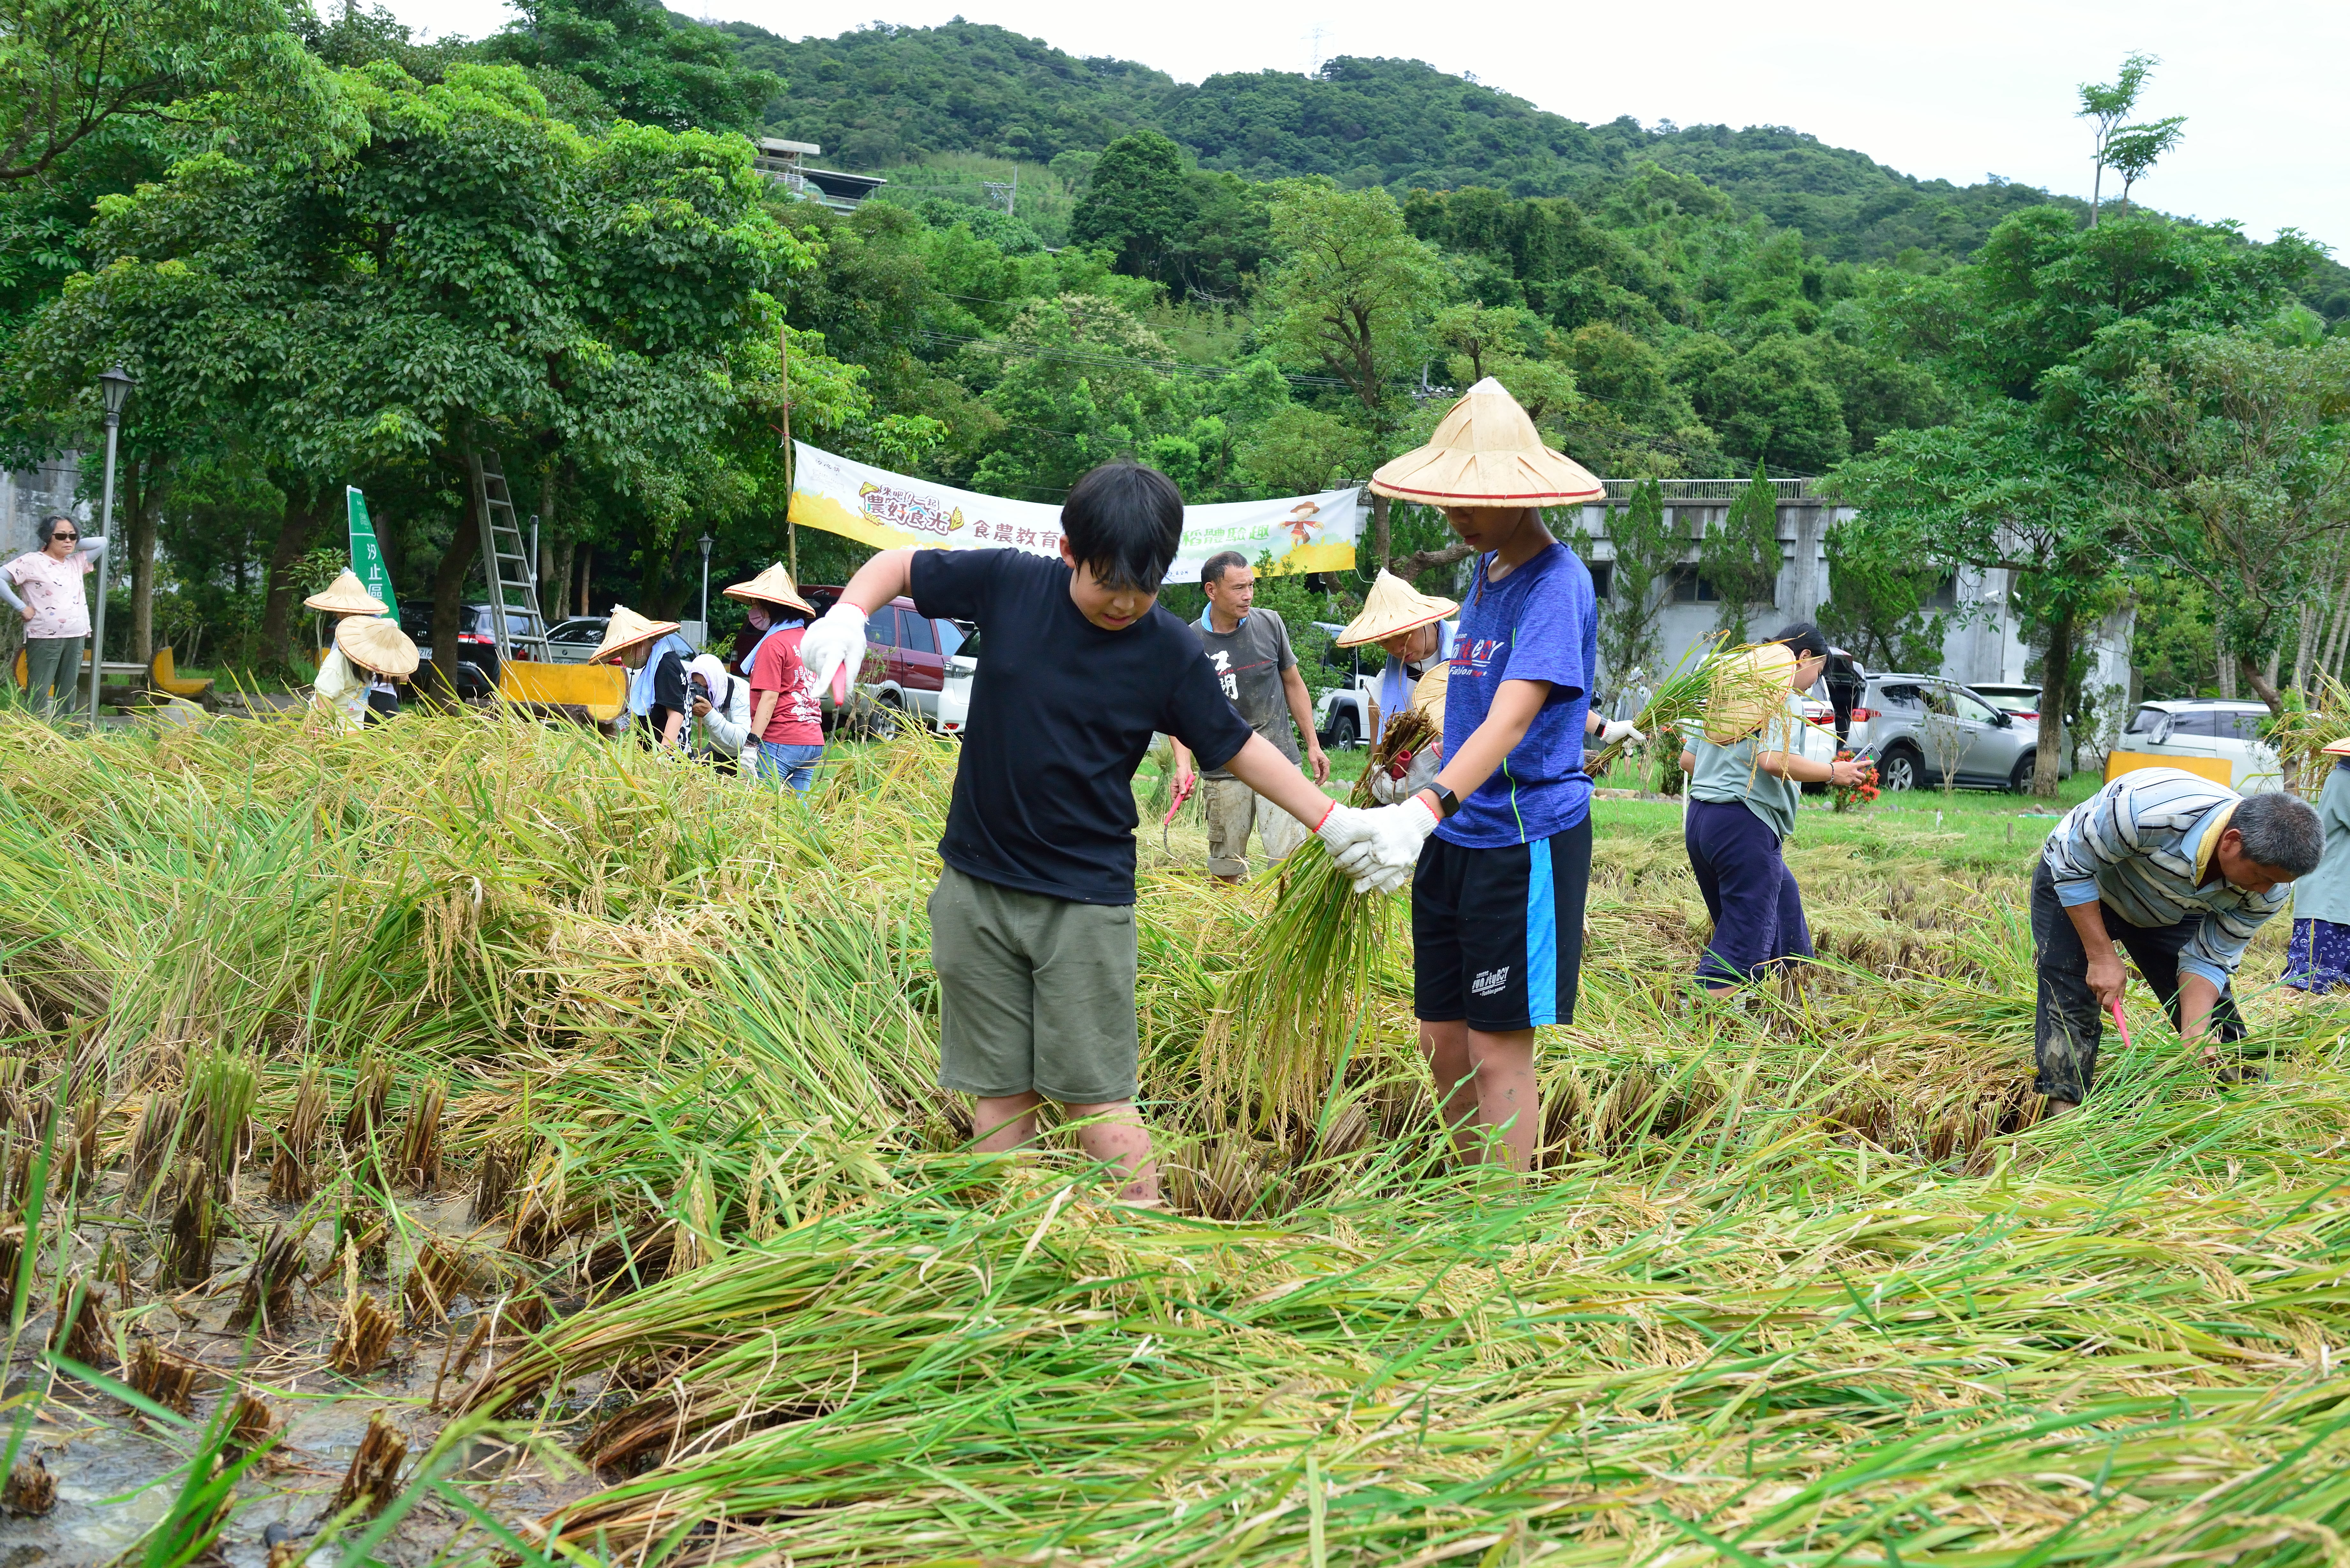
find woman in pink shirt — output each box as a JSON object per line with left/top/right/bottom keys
{"left": 2, "top": 513, "right": 106, "bottom": 717}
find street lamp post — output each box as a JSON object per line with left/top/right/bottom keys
{"left": 88, "top": 366, "right": 134, "bottom": 725}
{"left": 697, "top": 533, "right": 713, "bottom": 645}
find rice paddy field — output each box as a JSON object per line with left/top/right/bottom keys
{"left": 2, "top": 713, "right": 2348, "bottom": 1567}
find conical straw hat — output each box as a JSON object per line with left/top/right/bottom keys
{"left": 1369, "top": 378, "right": 1604, "bottom": 507}
{"left": 722, "top": 562, "right": 816, "bottom": 618}
{"left": 1334, "top": 570, "right": 1459, "bottom": 647}
{"left": 1702, "top": 642, "right": 1799, "bottom": 745}
{"left": 1411, "top": 661, "right": 1450, "bottom": 737}
{"left": 304, "top": 569, "right": 388, "bottom": 615}
{"left": 335, "top": 615, "right": 418, "bottom": 678}
{"left": 593, "top": 605, "right": 683, "bottom": 663}
{"left": 2321, "top": 735, "right": 2350, "bottom": 758}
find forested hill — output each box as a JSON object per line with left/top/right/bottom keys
{"left": 720, "top": 18, "right": 2090, "bottom": 266}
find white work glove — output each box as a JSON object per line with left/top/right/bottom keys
{"left": 1366, "top": 746, "right": 1441, "bottom": 805}
{"left": 1316, "top": 804, "right": 1404, "bottom": 894}
{"left": 1315, "top": 802, "right": 1376, "bottom": 858}
{"left": 798, "top": 603, "right": 868, "bottom": 699}
{"left": 1329, "top": 797, "right": 1440, "bottom": 891}
{"left": 1597, "top": 717, "right": 1645, "bottom": 745}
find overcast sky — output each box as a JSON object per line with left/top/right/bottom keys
{"left": 382, "top": 0, "right": 2349, "bottom": 255}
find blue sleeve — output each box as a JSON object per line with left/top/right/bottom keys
{"left": 1500, "top": 560, "right": 1590, "bottom": 701}
{"left": 911, "top": 548, "right": 1011, "bottom": 624}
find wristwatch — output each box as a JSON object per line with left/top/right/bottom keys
{"left": 1423, "top": 784, "right": 1462, "bottom": 819}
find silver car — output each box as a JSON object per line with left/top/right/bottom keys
{"left": 1848, "top": 673, "right": 2071, "bottom": 792}
{"left": 542, "top": 616, "right": 610, "bottom": 664}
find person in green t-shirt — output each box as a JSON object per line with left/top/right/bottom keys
{"left": 1676, "top": 622, "right": 1868, "bottom": 995}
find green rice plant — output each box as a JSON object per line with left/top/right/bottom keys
{"left": 1583, "top": 628, "right": 1730, "bottom": 773}
{"left": 1208, "top": 708, "right": 1430, "bottom": 1133}
{"left": 3, "top": 703, "right": 2350, "bottom": 1565}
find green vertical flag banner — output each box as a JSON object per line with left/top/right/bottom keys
{"left": 346, "top": 486, "right": 398, "bottom": 619}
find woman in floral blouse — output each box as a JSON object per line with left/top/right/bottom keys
{"left": 2, "top": 513, "right": 106, "bottom": 716}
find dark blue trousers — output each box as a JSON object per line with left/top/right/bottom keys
{"left": 1685, "top": 800, "right": 1813, "bottom": 986}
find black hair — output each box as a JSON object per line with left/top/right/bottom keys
{"left": 2233, "top": 791, "right": 2324, "bottom": 878}
{"left": 1772, "top": 621, "right": 1831, "bottom": 660}
{"left": 1201, "top": 550, "right": 1249, "bottom": 587}
{"left": 40, "top": 512, "right": 76, "bottom": 540}
{"left": 1061, "top": 463, "right": 1184, "bottom": 593}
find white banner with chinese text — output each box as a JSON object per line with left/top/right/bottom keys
{"left": 787, "top": 442, "right": 1361, "bottom": 577}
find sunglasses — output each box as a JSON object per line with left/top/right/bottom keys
{"left": 49, "top": 532, "right": 77, "bottom": 542}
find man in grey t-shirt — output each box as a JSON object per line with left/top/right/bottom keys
{"left": 1171, "top": 552, "right": 1331, "bottom": 880}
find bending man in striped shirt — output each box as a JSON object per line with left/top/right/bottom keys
{"left": 2035, "top": 768, "right": 2321, "bottom": 1115}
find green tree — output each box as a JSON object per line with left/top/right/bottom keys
{"left": 2061, "top": 329, "right": 2350, "bottom": 712}
{"left": 2103, "top": 117, "right": 2186, "bottom": 217}
{"left": 1699, "top": 461, "right": 1783, "bottom": 641}
{"left": 966, "top": 293, "right": 1180, "bottom": 499}
{"left": 2076, "top": 52, "right": 2157, "bottom": 225}
{"left": 1596, "top": 477, "right": 1676, "bottom": 696}
{"left": 1671, "top": 335, "right": 1850, "bottom": 472}
{"left": 14, "top": 62, "right": 805, "bottom": 675}
{"left": 1431, "top": 302, "right": 1542, "bottom": 384}
{"left": 480, "top": 0, "right": 780, "bottom": 132}
{"left": 1830, "top": 407, "right": 2112, "bottom": 795}
{"left": 1816, "top": 517, "right": 1947, "bottom": 673}
{"left": 1846, "top": 206, "right": 2317, "bottom": 785}
{"left": 0, "top": 0, "right": 350, "bottom": 182}
{"left": 1256, "top": 179, "right": 1444, "bottom": 562}
{"left": 1068, "top": 131, "right": 1195, "bottom": 283}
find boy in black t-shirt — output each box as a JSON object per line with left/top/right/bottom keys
{"left": 802, "top": 464, "right": 1379, "bottom": 1201}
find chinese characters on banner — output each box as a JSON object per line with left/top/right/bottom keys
{"left": 345, "top": 487, "right": 399, "bottom": 619}
{"left": 787, "top": 442, "right": 1362, "bottom": 578}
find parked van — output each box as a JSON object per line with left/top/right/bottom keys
{"left": 2107, "top": 700, "right": 2280, "bottom": 792}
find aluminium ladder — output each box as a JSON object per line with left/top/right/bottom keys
{"left": 466, "top": 449, "right": 550, "bottom": 666}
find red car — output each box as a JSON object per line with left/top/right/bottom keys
{"left": 801, "top": 587, "right": 968, "bottom": 733}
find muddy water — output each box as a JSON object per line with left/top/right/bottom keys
{"left": 2, "top": 1181, "right": 605, "bottom": 1565}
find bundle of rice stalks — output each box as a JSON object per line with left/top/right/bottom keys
{"left": 470, "top": 1136, "right": 522, "bottom": 1225}
{"left": 127, "top": 1338, "right": 208, "bottom": 1416}
{"left": 341, "top": 1048, "right": 392, "bottom": 1175}
{"left": 2261, "top": 671, "right": 2349, "bottom": 794}
{"left": 227, "top": 1225, "right": 307, "bottom": 1334}
{"left": 328, "top": 1412, "right": 406, "bottom": 1520}
{"left": 1582, "top": 631, "right": 1727, "bottom": 774}
{"left": 182, "top": 1044, "right": 258, "bottom": 1186}
{"left": 329, "top": 1284, "right": 397, "bottom": 1377}
{"left": 47, "top": 1271, "right": 108, "bottom": 1365}
{"left": 164, "top": 1158, "right": 217, "bottom": 1287}
{"left": 126, "top": 1089, "right": 179, "bottom": 1199}
{"left": 395, "top": 1076, "right": 445, "bottom": 1191}
{"left": 401, "top": 1238, "right": 480, "bottom": 1325}
{"left": 1210, "top": 708, "right": 1433, "bottom": 1128}
{"left": 268, "top": 1057, "right": 330, "bottom": 1203}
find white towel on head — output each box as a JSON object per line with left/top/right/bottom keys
{"left": 686, "top": 652, "right": 752, "bottom": 757}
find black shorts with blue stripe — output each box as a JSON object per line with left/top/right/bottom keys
{"left": 1411, "top": 818, "right": 1591, "bottom": 1032}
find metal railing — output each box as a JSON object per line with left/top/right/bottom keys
{"left": 1595, "top": 477, "right": 1822, "bottom": 502}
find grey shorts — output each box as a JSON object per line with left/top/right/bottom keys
{"left": 927, "top": 864, "right": 1140, "bottom": 1104}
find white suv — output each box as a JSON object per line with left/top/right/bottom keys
{"left": 2111, "top": 700, "right": 2280, "bottom": 791}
